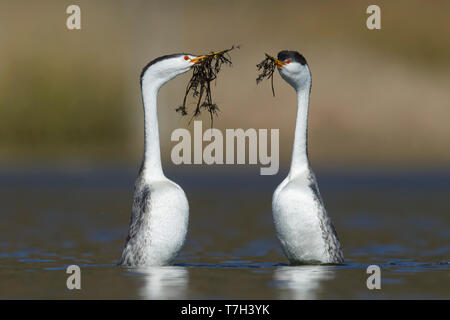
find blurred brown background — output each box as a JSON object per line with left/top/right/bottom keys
{"left": 0, "top": 0, "right": 449, "bottom": 168}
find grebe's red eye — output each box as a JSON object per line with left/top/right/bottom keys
{"left": 184, "top": 56, "right": 189, "bottom": 60}
{"left": 286, "top": 59, "right": 291, "bottom": 64}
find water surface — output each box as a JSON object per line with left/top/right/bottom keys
{"left": 0, "top": 167, "right": 449, "bottom": 299}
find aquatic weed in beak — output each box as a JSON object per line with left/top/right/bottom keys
{"left": 256, "top": 53, "right": 279, "bottom": 97}
{"left": 176, "top": 45, "right": 239, "bottom": 126}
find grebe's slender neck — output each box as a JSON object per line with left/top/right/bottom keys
{"left": 288, "top": 83, "right": 311, "bottom": 178}
{"left": 141, "top": 79, "right": 165, "bottom": 181}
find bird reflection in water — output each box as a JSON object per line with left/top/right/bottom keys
{"left": 133, "top": 266, "right": 189, "bottom": 299}
{"left": 274, "top": 265, "right": 335, "bottom": 299}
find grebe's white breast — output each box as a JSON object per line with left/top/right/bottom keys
{"left": 273, "top": 169, "right": 343, "bottom": 264}
{"left": 120, "top": 176, "right": 189, "bottom": 266}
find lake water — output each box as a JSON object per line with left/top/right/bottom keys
{"left": 0, "top": 166, "right": 449, "bottom": 299}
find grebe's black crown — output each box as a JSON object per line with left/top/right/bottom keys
{"left": 277, "top": 50, "right": 307, "bottom": 65}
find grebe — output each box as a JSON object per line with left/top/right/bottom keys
{"left": 119, "top": 53, "right": 205, "bottom": 266}
{"left": 271, "top": 50, "right": 344, "bottom": 264}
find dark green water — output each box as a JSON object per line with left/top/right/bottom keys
{"left": 0, "top": 167, "right": 449, "bottom": 299}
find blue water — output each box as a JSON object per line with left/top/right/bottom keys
{"left": 0, "top": 167, "right": 449, "bottom": 299}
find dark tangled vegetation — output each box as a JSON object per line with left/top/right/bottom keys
{"left": 256, "top": 53, "right": 278, "bottom": 97}
{"left": 176, "top": 45, "right": 239, "bottom": 126}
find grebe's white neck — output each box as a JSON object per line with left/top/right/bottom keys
{"left": 141, "top": 80, "right": 165, "bottom": 182}
{"left": 138, "top": 54, "right": 196, "bottom": 182}
{"left": 288, "top": 81, "right": 311, "bottom": 179}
